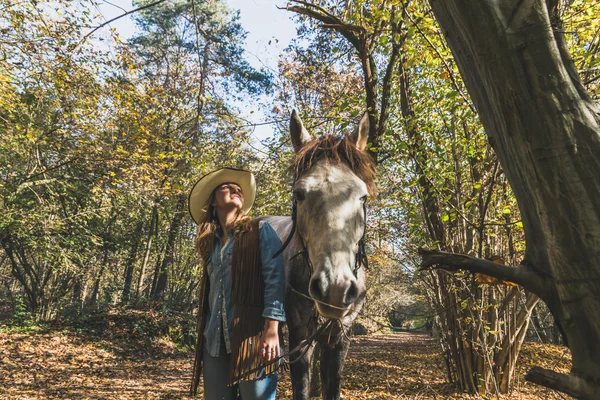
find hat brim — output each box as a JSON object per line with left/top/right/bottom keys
{"left": 188, "top": 168, "right": 256, "bottom": 225}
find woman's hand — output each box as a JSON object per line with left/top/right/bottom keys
{"left": 260, "top": 319, "right": 280, "bottom": 363}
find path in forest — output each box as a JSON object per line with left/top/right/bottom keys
{"left": 0, "top": 329, "right": 570, "bottom": 399}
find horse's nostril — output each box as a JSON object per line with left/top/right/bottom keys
{"left": 309, "top": 277, "right": 326, "bottom": 301}
{"left": 344, "top": 281, "right": 359, "bottom": 306}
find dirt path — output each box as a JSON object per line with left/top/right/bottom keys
{"left": 0, "top": 330, "right": 570, "bottom": 399}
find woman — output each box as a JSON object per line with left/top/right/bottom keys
{"left": 189, "top": 168, "right": 286, "bottom": 400}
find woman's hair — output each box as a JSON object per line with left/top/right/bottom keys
{"left": 195, "top": 187, "right": 253, "bottom": 263}
{"left": 195, "top": 191, "right": 218, "bottom": 263}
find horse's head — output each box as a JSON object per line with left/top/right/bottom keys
{"left": 289, "top": 110, "right": 375, "bottom": 319}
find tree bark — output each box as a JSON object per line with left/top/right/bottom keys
{"left": 526, "top": 367, "right": 600, "bottom": 399}
{"left": 418, "top": 248, "right": 544, "bottom": 295}
{"left": 423, "top": 1, "right": 600, "bottom": 396}
{"left": 136, "top": 204, "right": 157, "bottom": 300}
{"left": 497, "top": 292, "right": 540, "bottom": 392}
{"left": 1, "top": 235, "right": 38, "bottom": 313}
{"left": 398, "top": 54, "right": 446, "bottom": 245}
{"left": 151, "top": 194, "right": 185, "bottom": 301}
{"left": 88, "top": 244, "right": 109, "bottom": 308}
{"left": 122, "top": 220, "right": 144, "bottom": 303}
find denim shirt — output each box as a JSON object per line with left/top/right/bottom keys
{"left": 203, "top": 220, "right": 286, "bottom": 357}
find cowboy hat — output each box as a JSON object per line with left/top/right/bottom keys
{"left": 188, "top": 168, "right": 256, "bottom": 225}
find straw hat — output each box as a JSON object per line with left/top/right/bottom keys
{"left": 188, "top": 168, "right": 256, "bottom": 225}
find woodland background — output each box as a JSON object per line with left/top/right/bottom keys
{"left": 1, "top": 0, "right": 599, "bottom": 398}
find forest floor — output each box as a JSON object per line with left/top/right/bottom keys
{"left": 0, "top": 325, "right": 572, "bottom": 399}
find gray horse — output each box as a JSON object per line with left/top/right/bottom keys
{"left": 263, "top": 111, "right": 375, "bottom": 400}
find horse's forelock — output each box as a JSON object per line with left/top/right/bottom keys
{"left": 293, "top": 135, "right": 376, "bottom": 196}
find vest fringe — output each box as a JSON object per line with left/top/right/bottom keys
{"left": 228, "top": 220, "right": 270, "bottom": 384}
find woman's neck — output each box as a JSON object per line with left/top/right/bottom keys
{"left": 217, "top": 208, "right": 238, "bottom": 235}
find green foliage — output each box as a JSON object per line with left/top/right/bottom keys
{"left": 10, "top": 296, "right": 34, "bottom": 328}
{"left": 562, "top": 0, "right": 600, "bottom": 100}
{"left": 0, "top": 0, "right": 271, "bottom": 319}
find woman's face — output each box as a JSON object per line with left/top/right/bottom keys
{"left": 212, "top": 182, "right": 244, "bottom": 212}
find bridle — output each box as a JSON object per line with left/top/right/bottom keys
{"left": 273, "top": 182, "right": 369, "bottom": 278}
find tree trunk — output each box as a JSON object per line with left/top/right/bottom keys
{"left": 398, "top": 53, "right": 446, "bottom": 246}
{"left": 424, "top": 1, "right": 600, "bottom": 397}
{"left": 151, "top": 194, "right": 185, "bottom": 301}
{"left": 88, "top": 245, "right": 109, "bottom": 308}
{"left": 531, "top": 305, "right": 550, "bottom": 343}
{"left": 72, "top": 274, "right": 83, "bottom": 312}
{"left": 136, "top": 204, "right": 157, "bottom": 300}
{"left": 122, "top": 220, "right": 144, "bottom": 303}
{"left": 497, "top": 292, "right": 540, "bottom": 392}
{"left": 1, "top": 236, "right": 38, "bottom": 313}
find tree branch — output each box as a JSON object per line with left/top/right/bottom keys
{"left": 286, "top": 5, "right": 363, "bottom": 52}
{"left": 525, "top": 367, "right": 600, "bottom": 400}
{"left": 289, "top": 0, "right": 341, "bottom": 23}
{"left": 18, "top": 157, "right": 79, "bottom": 186}
{"left": 75, "top": 0, "right": 168, "bottom": 49}
{"left": 496, "top": 293, "right": 540, "bottom": 368}
{"left": 377, "top": 6, "right": 403, "bottom": 141}
{"left": 417, "top": 247, "right": 548, "bottom": 298}
{"left": 285, "top": 1, "right": 381, "bottom": 162}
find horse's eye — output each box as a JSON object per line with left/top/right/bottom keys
{"left": 294, "top": 189, "right": 306, "bottom": 201}
{"left": 360, "top": 195, "right": 368, "bottom": 203}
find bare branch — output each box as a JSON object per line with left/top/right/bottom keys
{"left": 17, "top": 157, "right": 79, "bottom": 186}
{"left": 286, "top": 5, "right": 363, "bottom": 51}
{"left": 583, "top": 74, "right": 600, "bottom": 85}
{"left": 289, "top": 0, "right": 344, "bottom": 23}
{"left": 75, "top": 0, "right": 167, "bottom": 49}
{"left": 417, "top": 247, "right": 548, "bottom": 298}
{"left": 101, "top": 0, "right": 127, "bottom": 13}
{"left": 378, "top": 6, "right": 403, "bottom": 140}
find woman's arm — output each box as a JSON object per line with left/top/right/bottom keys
{"left": 259, "top": 221, "right": 286, "bottom": 322}
{"left": 258, "top": 221, "right": 286, "bottom": 362}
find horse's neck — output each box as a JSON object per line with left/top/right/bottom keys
{"left": 257, "top": 215, "right": 294, "bottom": 242}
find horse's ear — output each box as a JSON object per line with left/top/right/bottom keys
{"left": 350, "top": 112, "right": 370, "bottom": 152}
{"left": 290, "top": 110, "right": 312, "bottom": 152}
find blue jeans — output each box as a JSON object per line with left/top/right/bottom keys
{"left": 203, "top": 341, "right": 278, "bottom": 400}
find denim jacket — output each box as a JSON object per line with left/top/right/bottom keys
{"left": 203, "top": 220, "right": 286, "bottom": 357}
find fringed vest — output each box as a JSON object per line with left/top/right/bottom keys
{"left": 190, "top": 219, "right": 279, "bottom": 396}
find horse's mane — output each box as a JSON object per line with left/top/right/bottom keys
{"left": 293, "top": 135, "right": 376, "bottom": 196}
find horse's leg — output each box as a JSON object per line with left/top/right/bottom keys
{"left": 319, "top": 296, "right": 364, "bottom": 400}
{"left": 319, "top": 335, "right": 350, "bottom": 400}
{"left": 288, "top": 303, "right": 317, "bottom": 400}
{"left": 309, "top": 342, "right": 321, "bottom": 397}
{"left": 289, "top": 331, "right": 316, "bottom": 400}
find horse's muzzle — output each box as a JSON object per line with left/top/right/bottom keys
{"left": 309, "top": 274, "right": 362, "bottom": 319}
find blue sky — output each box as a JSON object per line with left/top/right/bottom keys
{"left": 95, "top": 0, "right": 298, "bottom": 144}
